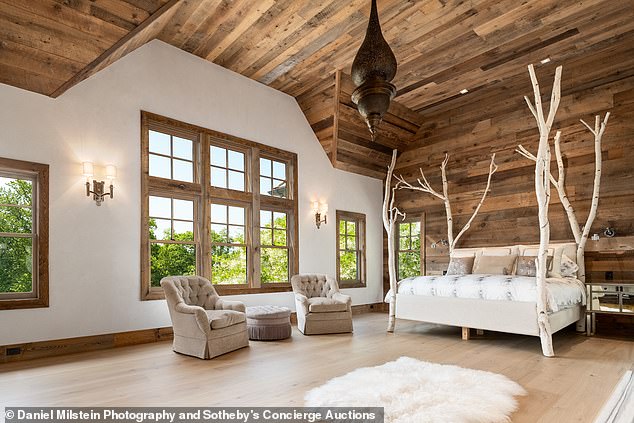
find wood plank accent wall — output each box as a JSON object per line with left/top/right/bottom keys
{"left": 385, "top": 56, "right": 634, "bottom": 287}
{"left": 296, "top": 71, "right": 422, "bottom": 179}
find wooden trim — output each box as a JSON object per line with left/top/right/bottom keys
{"left": 336, "top": 210, "right": 367, "bottom": 288}
{"left": 0, "top": 303, "right": 386, "bottom": 363}
{"left": 0, "top": 327, "right": 174, "bottom": 364}
{"left": 50, "top": 0, "right": 182, "bottom": 98}
{"left": 331, "top": 70, "right": 341, "bottom": 166}
{"left": 140, "top": 111, "right": 152, "bottom": 300}
{"left": 0, "top": 157, "right": 49, "bottom": 310}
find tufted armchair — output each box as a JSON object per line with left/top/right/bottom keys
{"left": 291, "top": 274, "right": 353, "bottom": 335}
{"left": 161, "top": 276, "right": 249, "bottom": 359}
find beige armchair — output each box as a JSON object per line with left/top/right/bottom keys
{"left": 161, "top": 276, "right": 249, "bottom": 359}
{"left": 291, "top": 274, "right": 353, "bottom": 335}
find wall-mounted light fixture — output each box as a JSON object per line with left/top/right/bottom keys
{"left": 83, "top": 162, "right": 116, "bottom": 206}
{"left": 311, "top": 201, "right": 328, "bottom": 229}
{"left": 430, "top": 239, "right": 449, "bottom": 249}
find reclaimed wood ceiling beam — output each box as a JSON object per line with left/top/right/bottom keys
{"left": 50, "top": 0, "right": 182, "bottom": 98}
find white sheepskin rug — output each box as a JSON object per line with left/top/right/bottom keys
{"left": 305, "top": 356, "right": 526, "bottom": 423}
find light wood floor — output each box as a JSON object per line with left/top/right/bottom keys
{"left": 1, "top": 313, "right": 632, "bottom": 422}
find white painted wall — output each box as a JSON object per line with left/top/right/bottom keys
{"left": 0, "top": 41, "right": 384, "bottom": 345}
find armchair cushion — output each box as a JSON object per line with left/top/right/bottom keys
{"left": 205, "top": 309, "right": 246, "bottom": 330}
{"left": 308, "top": 297, "right": 349, "bottom": 313}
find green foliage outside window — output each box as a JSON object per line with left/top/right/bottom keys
{"left": 339, "top": 219, "right": 359, "bottom": 281}
{"left": 261, "top": 212, "right": 289, "bottom": 283}
{"left": 0, "top": 178, "right": 33, "bottom": 293}
{"left": 149, "top": 212, "right": 290, "bottom": 286}
{"left": 149, "top": 219, "right": 195, "bottom": 287}
{"left": 398, "top": 222, "right": 421, "bottom": 280}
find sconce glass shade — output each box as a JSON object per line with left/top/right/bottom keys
{"left": 82, "top": 161, "right": 94, "bottom": 178}
{"left": 320, "top": 203, "right": 329, "bottom": 214}
{"left": 105, "top": 164, "right": 117, "bottom": 180}
{"left": 311, "top": 201, "right": 320, "bottom": 214}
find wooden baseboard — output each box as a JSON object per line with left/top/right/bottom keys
{"left": 0, "top": 327, "right": 174, "bottom": 364}
{"left": 1, "top": 302, "right": 386, "bottom": 363}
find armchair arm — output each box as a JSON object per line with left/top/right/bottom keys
{"left": 174, "top": 302, "right": 210, "bottom": 335}
{"left": 215, "top": 298, "right": 246, "bottom": 312}
{"left": 332, "top": 292, "right": 352, "bottom": 310}
{"left": 294, "top": 293, "right": 309, "bottom": 316}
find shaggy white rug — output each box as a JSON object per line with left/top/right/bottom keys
{"left": 305, "top": 357, "right": 526, "bottom": 423}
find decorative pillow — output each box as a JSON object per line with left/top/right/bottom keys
{"left": 472, "top": 255, "right": 517, "bottom": 275}
{"left": 559, "top": 254, "right": 579, "bottom": 278}
{"left": 446, "top": 256, "right": 475, "bottom": 275}
{"left": 515, "top": 256, "right": 554, "bottom": 277}
{"left": 520, "top": 247, "right": 555, "bottom": 271}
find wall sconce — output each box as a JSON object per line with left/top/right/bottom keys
{"left": 83, "top": 162, "right": 116, "bottom": 206}
{"left": 312, "top": 201, "right": 328, "bottom": 229}
{"left": 430, "top": 239, "right": 449, "bottom": 249}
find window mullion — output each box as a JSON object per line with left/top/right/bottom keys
{"left": 252, "top": 147, "right": 261, "bottom": 289}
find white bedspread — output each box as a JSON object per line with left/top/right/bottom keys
{"left": 385, "top": 274, "right": 586, "bottom": 312}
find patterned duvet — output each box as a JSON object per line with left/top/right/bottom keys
{"left": 385, "top": 274, "right": 586, "bottom": 312}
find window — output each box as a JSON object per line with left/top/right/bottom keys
{"left": 148, "top": 130, "right": 195, "bottom": 182}
{"left": 210, "top": 145, "right": 245, "bottom": 191}
{"left": 141, "top": 112, "right": 298, "bottom": 299}
{"left": 397, "top": 220, "right": 423, "bottom": 280}
{"left": 260, "top": 157, "right": 287, "bottom": 198}
{"left": 0, "top": 157, "right": 49, "bottom": 310}
{"left": 336, "top": 210, "right": 366, "bottom": 288}
{"left": 260, "top": 209, "right": 289, "bottom": 283}
{"left": 210, "top": 203, "right": 248, "bottom": 285}
{"left": 148, "top": 194, "right": 197, "bottom": 288}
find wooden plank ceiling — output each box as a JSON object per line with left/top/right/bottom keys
{"left": 1, "top": 0, "right": 633, "bottom": 178}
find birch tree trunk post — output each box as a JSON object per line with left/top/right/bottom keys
{"left": 517, "top": 112, "right": 610, "bottom": 331}
{"left": 394, "top": 154, "right": 497, "bottom": 255}
{"left": 576, "top": 113, "right": 610, "bottom": 282}
{"left": 382, "top": 149, "right": 405, "bottom": 332}
{"left": 522, "top": 64, "right": 562, "bottom": 357}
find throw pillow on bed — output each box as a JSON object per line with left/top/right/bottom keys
{"left": 446, "top": 256, "right": 475, "bottom": 275}
{"left": 472, "top": 255, "right": 517, "bottom": 275}
{"left": 559, "top": 254, "right": 579, "bottom": 277}
{"left": 515, "top": 255, "right": 554, "bottom": 277}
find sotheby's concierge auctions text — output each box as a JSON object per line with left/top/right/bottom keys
{"left": 3, "top": 407, "right": 384, "bottom": 423}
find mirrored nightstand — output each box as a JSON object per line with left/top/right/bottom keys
{"left": 586, "top": 280, "right": 634, "bottom": 335}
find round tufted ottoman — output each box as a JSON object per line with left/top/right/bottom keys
{"left": 246, "top": 306, "right": 292, "bottom": 341}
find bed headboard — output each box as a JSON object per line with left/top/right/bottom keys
{"left": 452, "top": 242, "right": 579, "bottom": 264}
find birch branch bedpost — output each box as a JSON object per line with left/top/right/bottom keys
{"left": 576, "top": 113, "right": 610, "bottom": 282}
{"left": 383, "top": 149, "right": 405, "bottom": 332}
{"left": 517, "top": 112, "right": 610, "bottom": 332}
{"left": 394, "top": 154, "right": 497, "bottom": 255}
{"left": 522, "top": 64, "right": 562, "bottom": 357}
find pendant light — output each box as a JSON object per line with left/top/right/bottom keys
{"left": 351, "top": 0, "right": 397, "bottom": 141}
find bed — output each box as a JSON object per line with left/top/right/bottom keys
{"left": 386, "top": 242, "right": 586, "bottom": 339}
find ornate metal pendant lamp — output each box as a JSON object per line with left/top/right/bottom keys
{"left": 351, "top": 0, "right": 397, "bottom": 141}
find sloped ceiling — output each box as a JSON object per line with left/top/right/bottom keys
{"left": 1, "top": 0, "right": 633, "bottom": 177}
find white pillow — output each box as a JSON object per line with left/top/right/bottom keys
{"left": 559, "top": 254, "right": 579, "bottom": 278}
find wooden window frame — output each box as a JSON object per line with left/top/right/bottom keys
{"left": 0, "top": 157, "right": 49, "bottom": 310}
{"left": 209, "top": 199, "right": 252, "bottom": 287}
{"left": 140, "top": 111, "right": 299, "bottom": 300}
{"left": 259, "top": 207, "right": 292, "bottom": 285}
{"left": 336, "top": 210, "right": 366, "bottom": 288}
{"left": 396, "top": 215, "right": 425, "bottom": 280}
